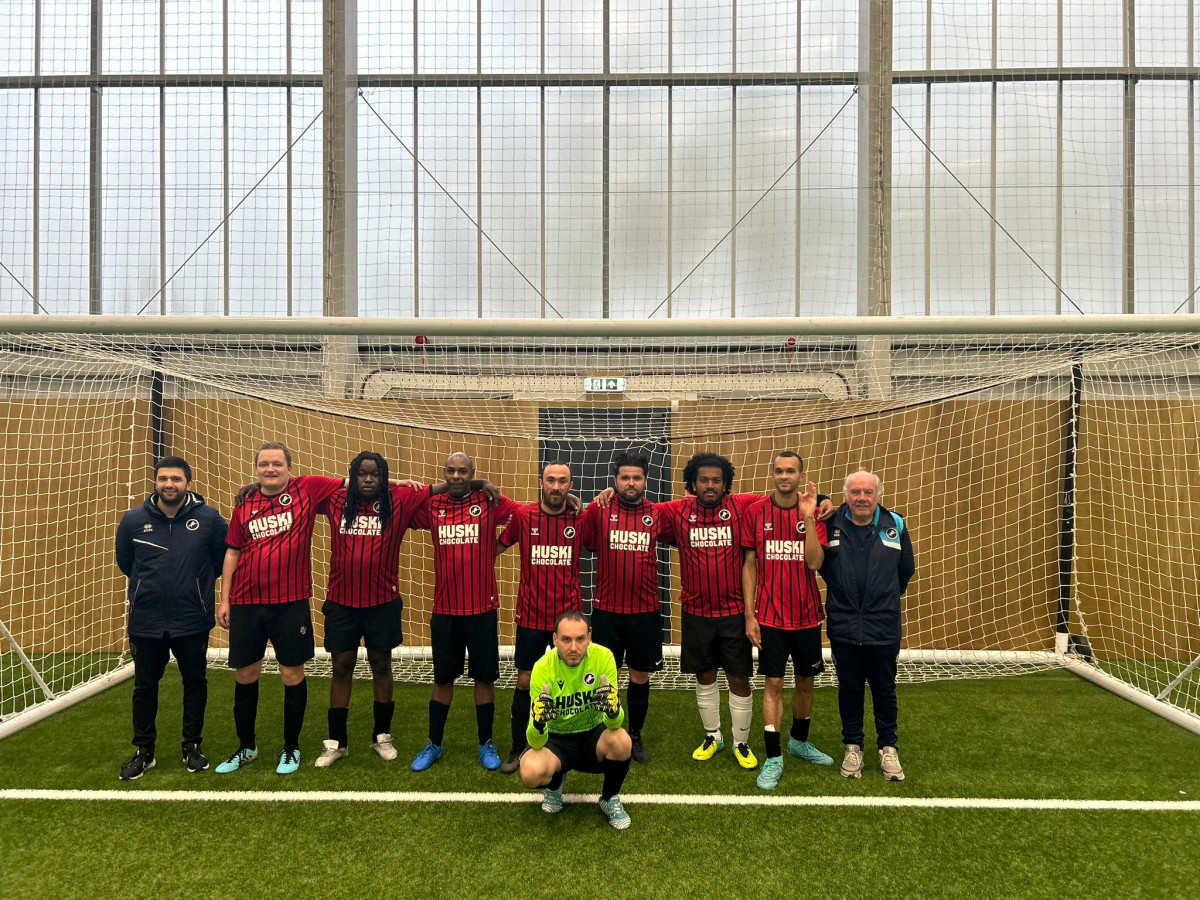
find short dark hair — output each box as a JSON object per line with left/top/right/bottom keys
{"left": 256, "top": 442, "right": 293, "bottom": 467}
{"left": 553, "top": 609, "right": 589, "bottom": 634}
{"left": 540, "top": 460, "right": 572, "bottom": 478}
{"left": 774, "top": 450, "right": 804, "bottom": 470}
{"left": 611, "top": 452, "right": 649, "bottom": 477}
{"left": 155, "top": 456, "right": 192, "bottom": 483}
{"left": 683, "top": 453, "right": 734, "bottom": 496}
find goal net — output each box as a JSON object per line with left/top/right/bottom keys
{"left": 2, "top": 318, "right": 1199, "bottom": 735}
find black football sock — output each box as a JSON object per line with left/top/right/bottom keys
{"left": 372, "top": 700, "right": 395, "bottom": 741}
{"left": 476, "top": 701, "right": 495, "bottom": 745}
{"left": 233, "top": 680, "right": 259, "bottom": 749}
{"left": 429, "top": 699, "right": 451, "bottom": 746}
{"left": 511, "top": 688, "right": 531, "bottom": 753}
{"left": 790, "top": 717, "right": 811, "bottom": 743}
{"left": 627, "top": 680, "right": 651, "bottom": 734}
{"left": 764, "top": 727, "right": 782, "bottom": 759}
{"left": 546, "top": 770, "right": 564, "bottom": 791}
{"left": 328, "top": 706, "right": 349, "bottom": 747}
{"left": 282, "top": 679, "right": 307, "bottom": 749}
{"left": 600, "top": 757, "right": 632, "bottom": 801}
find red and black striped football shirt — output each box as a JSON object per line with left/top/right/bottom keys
{"left": 580, "top": 498, "right": 674, "bottom": 615}
{"left": 659, "top": 492, "right": 761, "bottom": 618}
{"left": 319, "top": 484, "right": 430, "bottom": 609}
{"left": 499, "top": 502, "right": 585, "bottom": 631}
{"left": 741, "top": 497, "right": 827, "bottom": 630}
{"left": 226, "top": 474, "right": 343, "bottom": 605}
{"left": 412, "top": 489, "right": 521, "bottom": 615}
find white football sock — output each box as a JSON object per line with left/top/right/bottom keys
{"left": 695, "top": 680, "right": 722, "bottom": 740}
{"left": 729, "top": 691, "right": 754, "bottom": 745}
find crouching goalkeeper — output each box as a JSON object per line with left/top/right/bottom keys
{"left": 519, "top": 610, "right": 634, "bottom": 830}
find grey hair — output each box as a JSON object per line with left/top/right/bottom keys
{"left": 843, "top": 468, "right": 882, "bottom": 496}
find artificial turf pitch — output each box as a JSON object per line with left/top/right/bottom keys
{"left": 2, "top": 669, "right": 1198, "bottom": 898}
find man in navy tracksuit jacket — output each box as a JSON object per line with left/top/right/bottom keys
{"left": 115, "top": 456, "right": 228, "bottom": 780}
{"left": 820, "top": 469, "right": 915, "bottom": 782}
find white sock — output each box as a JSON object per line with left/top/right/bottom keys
{"left": 729, "top": 691, "right": 754, "bottom": 746}
{"left": 695, "top": 680, "right": 721, "bottom": 740}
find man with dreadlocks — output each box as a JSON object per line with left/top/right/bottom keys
{"left": 312, "top": 452, "right": 431, "bottom": 767}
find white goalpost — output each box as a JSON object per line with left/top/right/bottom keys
{"left": 1, "top": 314, "right": 1200, "bottom": 738}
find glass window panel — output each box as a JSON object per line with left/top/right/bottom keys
{"left": 928, "top": 82, "right": 991, "bottom": 315}
{"left": 417, "top": 88, "right": 476, "bottom": 317}
{"left": 611, "top": 87, "right": 668, "bottom": 319}
{"left": 0, "top": 91, "right": 33, "bottom": 313}
{"left": 893, "top": 0, "right": 928, "bottom": 72}
{"left": 995, "top": 83, "right": 1058, "bottom": 315}
{"left": 670, "top": 87, "right": 732, "bottom": 318}
{"left": 736, "top": 86, "right": 796, "bottom": 317}
{"left": 738, "top": 0, "right": 796, "bottom": 73}
{"left": 42, "top": 0, "right": 89, "bottom": 76}
{"left": 0, "top": 5, "right": 35, "bottom": 76}
{"left": 931, "top": 0, "right": 990, "bottom": 69}
{"left": 801, "top": 0, "right": 857, "bottom": 72}
{"left": 102, "top": 89, "right": 159, "bottom": 315}
{"left": 359, "top": 88, "right": 414, "bottom": 317}
{"left": 1063, "top": 0, "right": 1122, "bottom": 67}
{"left": 1061, "top": 81, "right": 1122, "bottom": 314}
{"left": 104, "top": 0, "right": 159, "bottom": 75}
{"left": 228, "top": 88, "right": 288, "bottom": 315}
{"left": 545, "top": 0, "right": 602, "bottom": 73}
{"left": 360, "top": 0, "right": 414, "bottom": 74}
{"left": 291, "top": 88, "right": 323, "bottom": 316}
{"left": 481, "top": 89, "right": 541, "bottom": 317}
{"left": 675, "top": 0, "right": 733, "bottom": 73}
{"left": 165, "top": 88, "right": 224, "bottom": 314}
{"left": 230, "top": 0, "right": 287, "bottom": 74}
{"left": 292, "top": 0, "right": 324, "bottom": 74}
{"left": 482, "top": 0, "right": 539, "bottom": 74}
{"left": 1135, "top": 82, "right": 1189, "bottom": 313}
{"left": 1137, "top": 0, "right": 1188, "bottom": 67}
{"left": 799, "top": 86, "right": 857, "bottom": 316}
{"left": 166, "top": 0, "right": 222, "bottom": 74}
{"left": 419, "top": 0, "right": 475, "bottom": 74}
{"left": 892, "top": 84, "right": 928, "bottom": 315}
{"left": 545, "top": 88, "right": 602, "bottom": 318}
{"left": 997, "top": 0, "right": 1057, "bottom": 68}
{"left": 39, "top": 89, "right": 89, "bottom": 314}
{"left": 611, "top": 0, "right": 667, "bottom": 73}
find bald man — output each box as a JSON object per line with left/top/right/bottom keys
{"left": 409, "top": 453, "right": 521, "bottom": 771}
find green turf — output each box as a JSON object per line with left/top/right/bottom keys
{"left": 2, "top": 670, "right": 1199, "bottom": 897}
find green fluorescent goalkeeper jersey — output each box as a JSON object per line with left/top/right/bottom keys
{"left": 526, "top": 642, "right": 624, "bottom": 749}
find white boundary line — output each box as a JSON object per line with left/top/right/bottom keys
{"left": 1, "top": 789, "right": 1197, "bottom": 811}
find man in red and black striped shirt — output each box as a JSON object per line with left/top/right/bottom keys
{"left": 494, "top": 461, "right": 586, "bottom": 773}
{"left": 312, "top": 451, "right": 431, "bottom": 769}
{"left": 741, "top": 451, "right": 834, "bottom": 791}
{"left": 580, "top": 452, "right": 674, "bottom": 764}
{"left": 656, "top": 453, "right": 763, "bottom": 770}
{"left": 409, "top": 452, "right": 521, "bottom": 772}
{"left": 215, "top": 442, "right": 344, "bottom": 776}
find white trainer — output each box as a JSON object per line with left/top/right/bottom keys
{"left": 314, "top": 739, "right": 347, "bottom": 768}
{"left": 841, "top": 744, "right": 864, "bottom": 779}
{"left": 371, "top": 733, "right": 398, "bottom": 762}
{"left": 879, "top": 746, "right": 905, "bottom": 782}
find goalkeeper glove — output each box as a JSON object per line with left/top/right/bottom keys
{"left": 532, "top": 684, "right": 557, "bottom": 732}
{"left": 590, "top": 675, "right": 621, "bottom": 719}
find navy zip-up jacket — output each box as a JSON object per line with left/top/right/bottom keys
{"left": 820, "top": 503, "right": 915, "bottom": 645}
{"left": 115, "top": 492, "right": 228, "bottom": 639}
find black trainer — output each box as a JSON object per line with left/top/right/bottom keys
{"left": 499, "top": 750, "right": 522, "bottom": 775}
{"left": 630, "top": 732, "right": 651, "bottom": 764}
{"left": 183, "top": 742, "right": 209, "bottom": 773}
{"left": 120, "top": 748, "right": 156, "bottom": 781}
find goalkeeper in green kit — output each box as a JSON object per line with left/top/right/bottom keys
{"left": 519, "top": 610, "right": 634, "bottom": 830}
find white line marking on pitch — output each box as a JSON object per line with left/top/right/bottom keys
{"left": 1, "top": 789, "right": 1197, "bottom": 812}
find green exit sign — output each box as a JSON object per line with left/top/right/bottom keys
{"left": 584, "top": 377, "right": 627, "bottom": 393}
